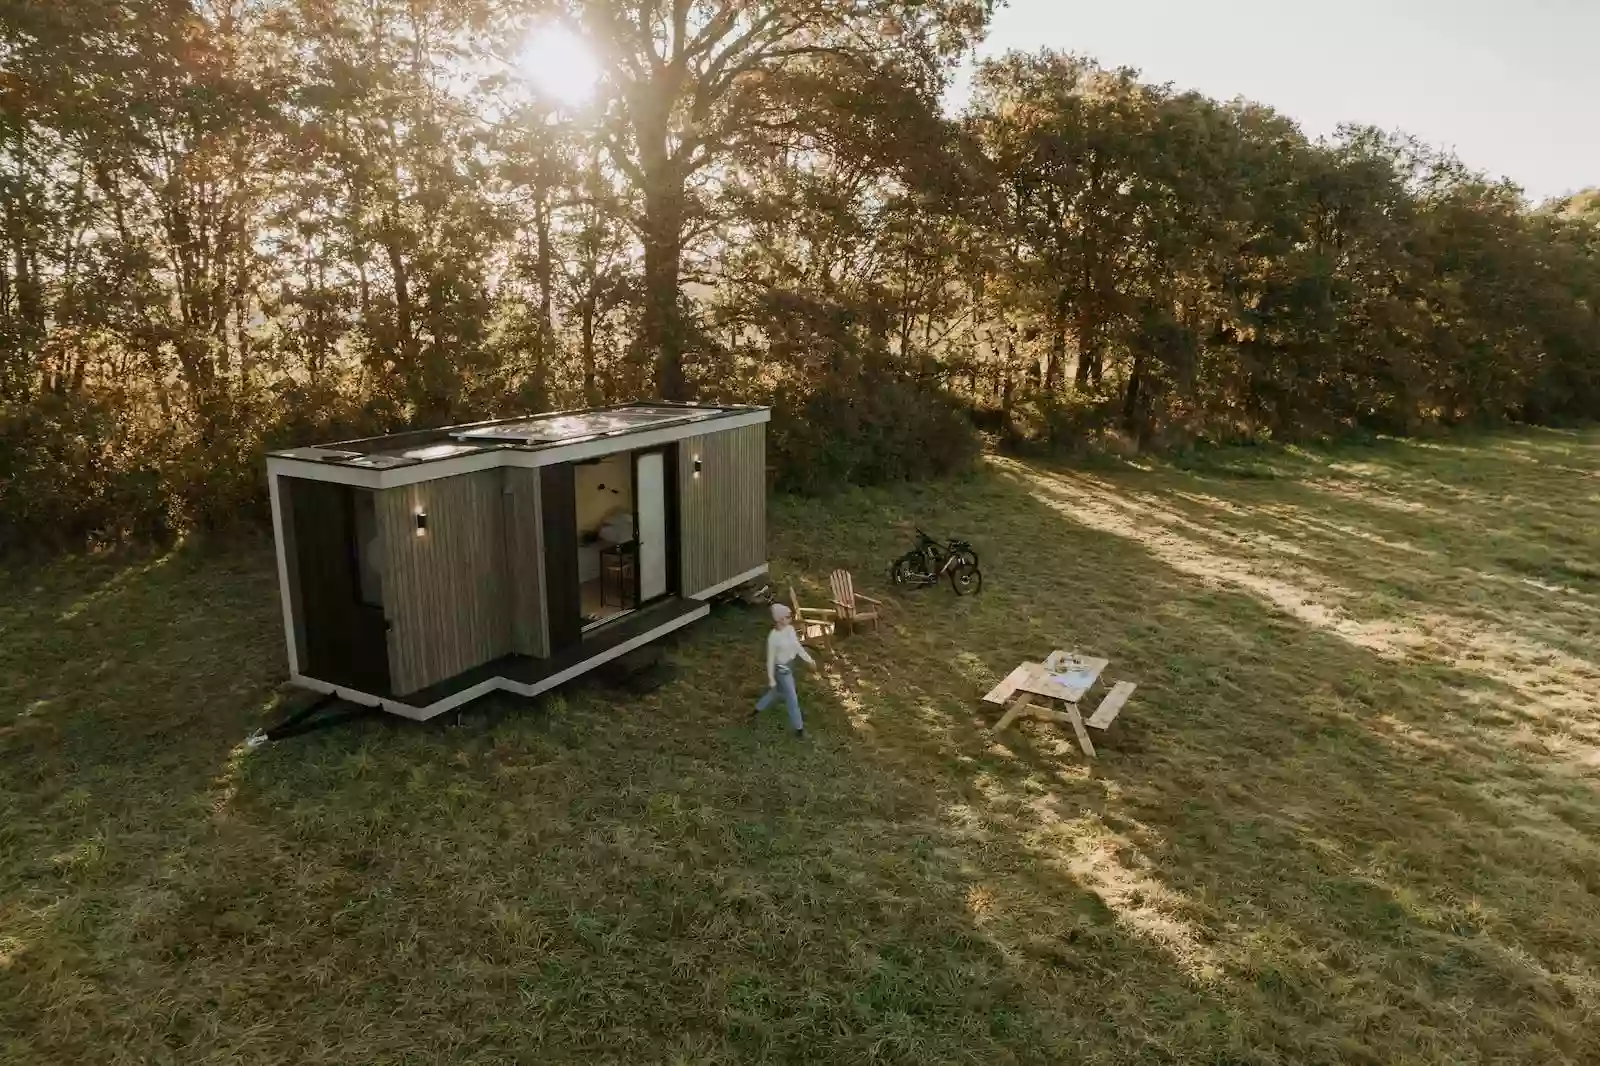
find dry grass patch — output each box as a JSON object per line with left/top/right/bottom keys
{"left": 3, "top": 427, "right": 1599, "bottom": 1064}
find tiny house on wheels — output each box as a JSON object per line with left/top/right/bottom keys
{"left": 265, "top": 402, "right": 769, "bottom": 720}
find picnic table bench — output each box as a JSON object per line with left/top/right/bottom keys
{"left": 981, "top": 652, "right": 1136, "bottom": 758}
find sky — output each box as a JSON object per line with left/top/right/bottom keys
{"left": 949, "top": 0, "right": 1599, "bottom": 203}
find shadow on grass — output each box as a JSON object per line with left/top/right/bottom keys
{"left": 2, "top": 431, "right": 1598, "bottom": 1064}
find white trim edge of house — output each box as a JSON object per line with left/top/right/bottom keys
{"left": 268, "top": 473, "right": 300, "bottom": 677}
{"left": 266, "top": 408, "right": 771, "bottom": 490}
{"left": 688, "top": 563, "right": 771, "bottom": 602}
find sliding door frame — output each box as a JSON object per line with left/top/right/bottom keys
{"left": 629, "top": 442, "right": 680, "bottom": 609}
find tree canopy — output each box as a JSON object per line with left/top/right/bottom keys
{"left": 1, "top": 0, "right": 1595, "bottom": 545}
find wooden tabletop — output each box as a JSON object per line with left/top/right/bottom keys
{"left": 982, "top": 653, "right": 1109, "bottom": 705}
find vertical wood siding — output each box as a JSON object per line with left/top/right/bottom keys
{"left": 503, "top": 467, "right": 550, "bottom": 658}
{"left": 677, "top": 423, "right": 766, "bottom": 596}
{"left": 378, "top": 470, "right": 512, "bottom": 694}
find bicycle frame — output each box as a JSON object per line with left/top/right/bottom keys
{"left": 890, "top": 532, "right": 981, "bottom": 594}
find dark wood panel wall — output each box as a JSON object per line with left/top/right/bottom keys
{"left": 378, "top": 470, "right": 513, "bottom": 695}
{"left": 539, "top": 463, "right": 582, "bottom": 653}
{"left": 503, "top": 467, "right": 550, "bottom": 658}
{"left": 285, "top": 477, "right": 392, "bottom": 693}
{"left": 677, "top": 424, "right": 766, "bottom": 597}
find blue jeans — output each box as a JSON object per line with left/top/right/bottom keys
{"left": 756, "top": 664, "right": 804, "bottom": 731}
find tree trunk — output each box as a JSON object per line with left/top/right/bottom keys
{"left": 1000, "top": 329, "right": 1018, "bottom": 442}
{"left": 638, "top": 176, "right": 687, "bottom": 400}
{"left": 581, "top": 294, "right": 598, "bottom": 404}
{"left": 383, "top": 217, "right": 428, "bottom": 411}
{"left": 385, "top": 230, "right": 413, "bottom": 364}
{"left": 1073, "top": 255, "right": 1110, "bottom": 389}
{"left": 921, "top": 313, "right": 935, "bottom": 383}
{"left": 579, "top": 150, "right": 604, "bottom": 406}
{"left": 899, "top": 247, "right": 914, "bottom": 365}
{"left": 1074, "top": 323, "right": 1094, "bottom": 389}
{"left": 1047, "top": 287, "right": 1068, "bottom": 391}
{"left": 5, "top": 177, "right": 44, "bottom": 401}
{"left": 532, "top": 197, "right": 554, "bottom": 407}
{"left": 1123, "top": 348, "right": 1145, "bottom": 442}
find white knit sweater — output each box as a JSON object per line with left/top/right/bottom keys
{"left": 765, "top": 625, "right": 815, "bottom": 686}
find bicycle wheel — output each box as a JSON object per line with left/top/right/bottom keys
{"left": 889, "top": 555, "right": 919, "bottom": 587}
{"left": 950, "top": 563, "right": 982, "bottom": 595}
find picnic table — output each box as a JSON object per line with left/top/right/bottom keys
{"left": 981, "top": 652, "right": 1135, "bottom": 758}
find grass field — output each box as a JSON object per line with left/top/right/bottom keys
{"left": 4, "top": 428, "right": 1599, "bottom": 1065}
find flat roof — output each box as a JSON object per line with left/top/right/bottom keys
{"left": 268, "top": 402, "right": 762, "bottom": 471}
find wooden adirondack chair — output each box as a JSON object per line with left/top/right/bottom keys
{"left": 829, "top": 570, "right": 882, "bottom": 634}
{"left": 788, "top": 585, "right": 836, "bottom": 645}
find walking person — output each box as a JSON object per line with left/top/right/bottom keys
{"left": 754, "top": 602, "right": 815, "bottom": 737}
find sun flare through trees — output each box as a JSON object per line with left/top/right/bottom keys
{"left": 0, "top": 0, "right": 1595, "bottom": 548}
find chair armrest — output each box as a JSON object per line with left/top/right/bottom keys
{"left": 796, "top": 606, "right": 837, "bottom": 618}
{"left": 853, "top": 592, "right": 884, "bottom": 605}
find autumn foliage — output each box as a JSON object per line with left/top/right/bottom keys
{"left": 1, "top": 3, "right": 1595, "bottom": 548}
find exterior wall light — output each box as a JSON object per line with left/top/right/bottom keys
{"left": 414, "top": 508, "right": 428, "bottom": 537}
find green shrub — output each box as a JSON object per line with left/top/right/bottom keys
{"left": 768, "top": 377, "right": 980, "bottom": 495}
{"left": 0, "top": 383, "right": 398, "bottom": 552}
{"left": 0, "top": 394, "right": 177, "bottom": 551}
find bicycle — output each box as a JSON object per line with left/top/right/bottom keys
{"left": 889, "top": 527, "right": 983, "bottom": 595}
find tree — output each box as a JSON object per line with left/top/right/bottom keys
{"left": 565, "top": 0, "right": 995, "bottom": 398}
{"left": 4, "top": 9, "right": 1599, "bottom": 548}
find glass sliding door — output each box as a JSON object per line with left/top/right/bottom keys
{"left": 635, "top": 450, "right": 668, "bottom": 602}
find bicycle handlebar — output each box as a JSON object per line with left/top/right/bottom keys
{"left": 916, "top": 527, "right": 974, "bottom": 550}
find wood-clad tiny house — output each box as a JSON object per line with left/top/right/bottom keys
{"left": 266, "top": 403, "right": 769, "bottom": 719}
